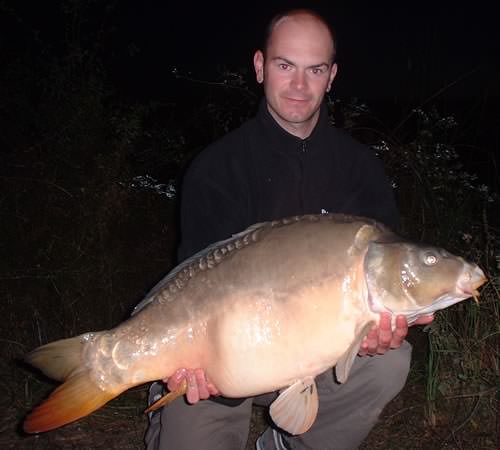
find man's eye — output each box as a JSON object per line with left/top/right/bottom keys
{"left": 311, "top": 68, "right": 324, "bottom": 75}
{"left": 279, "top": 63, "right": 290, "bottom": 70}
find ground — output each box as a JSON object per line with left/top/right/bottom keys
{"left": 2, "top": 343, "right": 497, "bottom": 450}
{"left": 1, "top": 193, "right": 496, "bottom": 450}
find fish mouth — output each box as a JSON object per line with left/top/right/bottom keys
{"left": 456, "top": 265, "right": 487, "bottom": 304}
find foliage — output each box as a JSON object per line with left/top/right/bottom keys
{"left": 332, "top": 98, "right": 499, "bottom": 439}
{"left": 0, "top": 1, "right": 498, "bottom": 447}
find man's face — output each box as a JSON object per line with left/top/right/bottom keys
{"left": 254, "top": 15, "right": 337, "bottom": 138}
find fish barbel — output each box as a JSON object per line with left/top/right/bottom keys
{"left": 23, "top": 214, "right": 486, "bottom": 435}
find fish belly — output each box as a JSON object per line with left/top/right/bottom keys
{"left": 203, "top": 287, "right": 360, "bottom": 397}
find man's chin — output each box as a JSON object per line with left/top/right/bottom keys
{"left": 268, "top": 102, "right": 317, "bottom": 127}
{"left": 281, "top": 111, "right": 312, "bottom": 124}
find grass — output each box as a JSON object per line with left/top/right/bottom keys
{"left": 0, "top": 12, "right": 498, "bottom": 444}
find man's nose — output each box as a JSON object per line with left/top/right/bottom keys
{"left": 291, "top": 70, "right": 306, "bottom": 90}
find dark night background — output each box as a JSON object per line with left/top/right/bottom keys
{"left": 1, "top": 1, "right": 499, "bottom": 449}
{"left": 3, "top": 1, "right": 500, "bottom": 102}
{"left": 2, "top": 1, "right": 499, "bottom": 181}
{"left": 115, "top": 1, "right": 500, "bottom": 103}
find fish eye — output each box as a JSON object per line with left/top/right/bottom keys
{"left": 423, "top": 252, "right": 438, "bottom": 266}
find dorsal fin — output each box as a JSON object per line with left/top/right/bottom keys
{"left": 131, "top": 220, "right": 271, "bottom": 315}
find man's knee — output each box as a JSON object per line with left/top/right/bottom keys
{"left": 368, "top": 340, "right": 412, "bottom": 397}
{"left": 150, "top": 397, "right": 253, "bottom": 450}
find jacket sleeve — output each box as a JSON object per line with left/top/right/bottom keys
{"left": 177, "top": 155, "right": 248, "bottom": 263}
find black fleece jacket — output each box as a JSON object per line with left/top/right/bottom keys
{"left": 176, "top": 99, "right": 399, "bottom": 406}
{"left": 178, "top": 99, "right": 399, "bottom": 264}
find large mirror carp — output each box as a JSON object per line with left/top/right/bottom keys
{"left": 23, "top": 214, "right": 486, "bottom": 435}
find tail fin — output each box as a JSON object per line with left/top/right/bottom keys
{"left": 25, "top": 335, "right": 88, "bottom": 381}
{"left": 24, "top": 371, "right": 119, "bottom": 433}
{"left": 23, "top": 333, "right": 125, "bottom": 433}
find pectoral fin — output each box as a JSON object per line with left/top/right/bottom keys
{"left": 269, "top": 376, "right": 318, "bottom": 435}
{"left": 335, "top": 320, "right": 375, "bottom": 383}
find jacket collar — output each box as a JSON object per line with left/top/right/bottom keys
{"left": 256, "top": 98, "right": 329, "bottom": 151}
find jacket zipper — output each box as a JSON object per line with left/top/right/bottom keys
{"left": 299, "top": 139, "right": 307, "bottom": 213}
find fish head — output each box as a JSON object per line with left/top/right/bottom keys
{"left": 363, "top": 239, "right": 487, "bottom": 323}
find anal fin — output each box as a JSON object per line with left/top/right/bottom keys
{"left": 144, "top": 379, "right": 187, "bottom": 414}
{"left": 269, "top": 376, "right": 318, "bottom": 435}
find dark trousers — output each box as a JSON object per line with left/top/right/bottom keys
{"left": 145, "top": 341, "right": 412, "bottom": 450}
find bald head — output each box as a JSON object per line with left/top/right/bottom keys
{"left": 253, "top": 9, "right": 338, "bottom": 138}
{"left": 263, "top": 9, "right": 337, "bottom": 63}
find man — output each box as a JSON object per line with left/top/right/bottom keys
{"left": 145, "top": 9, "right": 432, "bottom": 450}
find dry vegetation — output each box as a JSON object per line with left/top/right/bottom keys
{"left": 1, "top": 1, "right": 498, "bottom": 449}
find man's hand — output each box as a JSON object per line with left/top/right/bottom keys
{"left": 163, "top": 368, "right": 220, "bottom": 404}
{"left": 358, "top": 312, "right": 434, "bottom": 356}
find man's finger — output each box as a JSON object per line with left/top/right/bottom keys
{"left": 365, "top": 328, "right": 379, "bottom": 354}
{"left": 378, "top": 312, "right": 392, "bottom": 330}
{"left": 413, "top": 314, "right": 434, "bottom": 326}
{"left": 185, "top": 370, "right": 200, "bottom": 404}
{"left": 390, "top": 315, "right": 408, "bottom": 348}
{"left": 358, "top": 340, "right": 369, "bottom": 356}
{"left": 207, "top": 382, "right": 220, "bottom": 396}
{"left": 194, "top": 368, "right": 210, "bottom": 400}
{"left": 377, "top": 313, "right": 393, "bottom": 352}
{"left": 166, "top": 368, "right": 186, "bottom": 392}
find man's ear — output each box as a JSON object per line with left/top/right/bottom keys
{"left": 326, "top": 63, "right": 338, "bottom": 92}
{"left": 253, "top": 50, "right": 264, "bottom": 84}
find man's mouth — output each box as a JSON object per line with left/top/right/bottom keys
{"left": 283, "top": 96, "right": 309, "bottom": 103}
